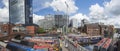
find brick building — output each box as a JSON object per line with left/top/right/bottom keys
{"left": 84, "top": 23, "right": 100, "bottom": 36}
{"left": 0, "top": 23, "right": 39, "bottom": 36}
{"left": 99, "top": 25, "right": 107, "bottom": 36}
{"left": 12, "top": 24, "right": 26, "bottom": 33}
{"left": 107, "top": 25, "right": 114, "bottom": 38}
{"left": 25, "top": 24, "right": 39, "bottom": 34}
{"left": 80, "top": 23, "right": 114, "bottom": 37}
{"left": 0, "top": 23, "right": 13, "bottom": 35}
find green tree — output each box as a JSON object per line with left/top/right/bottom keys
{"left": 37, "top": 28, "right": 46, "bottom": 34}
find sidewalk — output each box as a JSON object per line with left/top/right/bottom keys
{"left": 59, "top": 39, "right": 68, "bottom": 51}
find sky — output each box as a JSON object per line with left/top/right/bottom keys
{"left": 0, "top": 0, "right": 120, "bottom": 28}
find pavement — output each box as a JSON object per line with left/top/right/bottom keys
{"left": 83, "top": 45, "right": 94, "bottom": 51}
{"left": 59, "top": 39, "right": 68, "bottom": 51}
{"left": 61, "top": 45, "right": 68, "bottom": 51}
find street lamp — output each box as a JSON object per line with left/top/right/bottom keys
{"left": 65, "top": 1, "right": 69, "bottom": 34}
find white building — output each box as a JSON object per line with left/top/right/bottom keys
{"left": 38, "top": 14, "right": 55, "bottom": 30}
{"left": 70, "top": 18, "right": 79, "bottom": 28}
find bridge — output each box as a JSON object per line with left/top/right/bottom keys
{"left": 0, "top": 32, "right": 34, "bottom": 41}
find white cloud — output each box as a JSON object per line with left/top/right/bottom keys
{"left": 0, "top": 0, "right": 9, "bottom": 22}
{"left": 33, "top": 14, "right": 44, "bottom": 24}
{"left": 0, "top": 8, "right": 9, "bottom": 22}
{"left": 89, "top": 3, "right": 107, "bottom": 19}
{"left": 0, "top": 0, "right": 120, "bottom": 28}
{"left": 70, "top": 13, "right": 90, "bottom": 22}
{"left": 33, "top": 0, "right": 52, "bottom": 12}
{"left": 70, "top": 13, "right": 90, "bottom": 27}
{"left": 2, "top": 0, "right": 8, "bottom": 8}
{"left": 104, "top": 0, "right": 120, "bottom": 16}
{"left": 50, "top": 0, "right": 78, "bottom": 14}
{"left": 88, "top": 0, "right": 120, "bottom": 28}
{"left": 96, "top": 16, "right": 120, "bottom": 28}
{"left": 33, "top": 0, "right": 78, "bottom": 14}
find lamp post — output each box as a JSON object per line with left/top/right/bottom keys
{"left": 65, "top": 1, "right": 69, "bottom": 35}
{"left": 8, "top": 0, "right": 11, "bottom": 35}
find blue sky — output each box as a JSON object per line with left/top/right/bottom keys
{"left": 0, "top": 1, "right": 4, "bottom": 8}
{"left": 0, "top": 0, "right": 120, "bottom": 28}
{"left": 32, "top": 0, "right": 120, "bottom": 28}
{"left": 0, "top": 0, "right": 110, "bottom": 16}
{"left": 33, "top": 0, "right": 110, "bottom": 16}
{"left": 75, "top": 0, "right": 104, "bottom": 14}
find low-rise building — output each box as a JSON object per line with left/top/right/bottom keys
{"left": 25, "top": 24, "right": 39, "bottom": 34}
{"left": 80, "top": 23, "right": 114, "bottom": 37}
{"left": 0, "top": 23, "right": 39, "bottom": 35}
{"left": 0, "top": 23, "right": 13, "bottom": 35}
{"left": 84, "top": 23, "right": 100, "bottom": 36}
{"left": 12, "top": 24, "right": 26, "bottom": 33}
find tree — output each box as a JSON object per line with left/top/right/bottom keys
{"left": 37, "top": 28, "right": 46, "bottom": 34}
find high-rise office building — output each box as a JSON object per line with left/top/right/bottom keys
{"left": 70, "top": 18, "right": 79, "bottom": 28}
{"left": 9, "top": 0, "right": 33, "bottom": 24}
{"left": 25, "top": 0, "right": 33, "bottom": 24}
{"left": 54, "top": 15, "right": 68, "bottom": 28}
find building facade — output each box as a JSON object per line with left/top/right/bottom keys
{"left": 12, "top": 24, "right": 26, "bottom": 33}
{"left": 81, "top": 23, "right": 114, "bottom": 36}
{"left": 70, "top": 18, "right": 79, "bottom": 28}
{"left": 84, "top": 23, "right": 100, "bottom": 36}
{"left": 0, "top": 23, "right": 13, "bottom": 35}
{"left": 54, "top": 15, "right": 68, "bottom": 28}
{"left": 26, "top": 26, "right": 37, "bottom": 34}
{"left": 38, "top": 14, "right": 68, "bottom": 29}
{"left": 9, "top": 0, "right": 33, "bottom": 24}
{"left": 25, "top": 0, "right": 33, "bottom": 24}
{"left": 38, "top": 14, "right": 55, "bottom": 30}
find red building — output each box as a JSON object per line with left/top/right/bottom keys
{"left": 26, "top": 25, "right": 39, "bottom": 34}
{"left": 0, "top": 23, "right": 13, "bottom": 35}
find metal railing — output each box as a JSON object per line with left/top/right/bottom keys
{"left": 64, "top": 36, "right": 89, "bottom": 51}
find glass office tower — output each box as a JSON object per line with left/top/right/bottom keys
{"left": 9, "top": 0, "right": 33, "bottom": 24}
